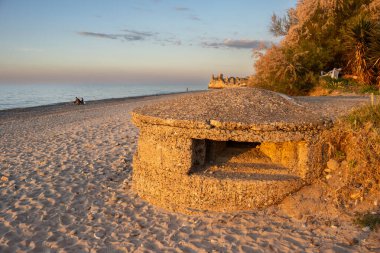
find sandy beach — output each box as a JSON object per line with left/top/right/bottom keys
{"left": 0, "top": 92, "right": 379, "bottom": 253}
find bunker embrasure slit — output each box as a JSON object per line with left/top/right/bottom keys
{"left": 190, "top": 139, "right": 273, "bottom": 174}
{"left": 189, "top": 139, "right": 304, "bottom": 182}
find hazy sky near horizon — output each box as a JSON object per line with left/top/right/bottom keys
{"left": 0, "top": 0, "right": 297, "bottom": 85}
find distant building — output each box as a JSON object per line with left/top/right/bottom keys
{"left": 208, "top": 73, "right": 249, "bottom": 89}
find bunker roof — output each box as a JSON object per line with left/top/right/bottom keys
{"left": 133, "top": 88, "right": 332, "bottom": 131}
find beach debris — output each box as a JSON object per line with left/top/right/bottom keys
{"left": 1, "top": 176, "right": 9, "bottom": 182}
{"left": 321, "top": 68, "right": 342, "bottom": 79}
{"left": 73, "top": 97, "right": 85, "bottom": 105}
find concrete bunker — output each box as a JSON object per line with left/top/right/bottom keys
{"left": 132, "top": 88, "right": 332, "bottom": 213}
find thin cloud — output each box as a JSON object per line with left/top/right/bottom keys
{"left": 78, "top": 29, "right": 156, "bottom": 41}
{"left": 201, "top": 39, "right": 272, "bottom": 49}
{"left": 189, "top": 15, "right": 201, "bottom": 21}
{"left": 78, "top": 32, "right": 119, "bottom": 40}
{"left": 174, "top": 6, "right": 202, "bottom": 22}
{"left": 175, "top": 6, "right": 190, "bottom": 11}
{"left": 121, "top": 34, "right": 147, "bottom": 41}
{"left": 164, "top": 38, "right": 182, "bottom": 46}
{"left": 201, "top": 41, "right": 221, "bottom": 48}
{"left": 122, "top": 29, "right": 156, "bottom": 37}
{"left": 78, "top": 29, "right": 182, "bottom": 46}
{"left": 224, "top": 39, "right": 271, "bottom": 49}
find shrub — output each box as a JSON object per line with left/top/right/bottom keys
{"left": 344, "top": 15, "right": 378, "bottom": 84}
{"left": 320, "top": 104, "right": 380, "bottom": 208}
{"left": 251, "top": 0, "right": 380, "bottom": 95}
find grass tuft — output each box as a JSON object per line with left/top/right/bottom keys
{"left": 345, "top": 104, "right": 380, "bottom": 129}
{"left": 319, "top": 104, "right": 380, "bottom": 209}
{"left": 354, "top": 213, "right": 380, "bottom": 230}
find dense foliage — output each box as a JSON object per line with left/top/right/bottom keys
{"left": 251, "top": 0, "right": 380, "bottom": 95}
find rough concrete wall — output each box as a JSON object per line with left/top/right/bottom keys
{"left": 135, "top": 128, "right": 193, "bottom": 174}
{"left": 132, "top": 125, "right": 316, "bottom": 214}
{"left": 259, "top": 141, "right": 324, "bottom": 182}
{"left": 133, "top": 120, "right": 321, "bottom": 143}
{"left": 133, "top": 159, "right": 304, "bottom": 213}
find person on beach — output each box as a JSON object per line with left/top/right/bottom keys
{"left": 74, "top": 97, "right": 85, "bottom": 105}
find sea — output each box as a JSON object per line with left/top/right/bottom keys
{"left": 0, "top": 83, "right": 207, "bottom": 111}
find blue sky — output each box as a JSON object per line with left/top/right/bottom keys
{"left": 0, "top": 0, "right": 297, "bottom": 85}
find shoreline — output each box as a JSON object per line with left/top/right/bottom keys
{"left": 0, "top": 88, "right": 371, "bottom": 117}
{"left": 0, "top": 89, "right": 205, "bottom": 112}
{"left": 0, "top": 90, "right": 206, "bottom": 121}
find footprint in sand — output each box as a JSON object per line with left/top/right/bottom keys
{"left": 59, "top": 214, "right": 73, "bottom": 226}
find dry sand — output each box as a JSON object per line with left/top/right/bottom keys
{"left": 0, "top": 92, "right": 379, "bottom": 252}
